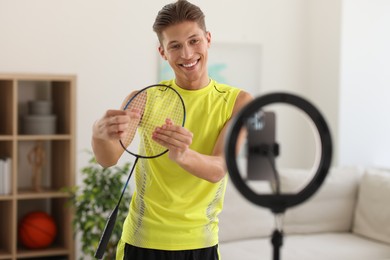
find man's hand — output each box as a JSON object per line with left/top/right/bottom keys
{"left": 152, "top": 118, "right": 193, "bottom": 163}
{"left": 93, "top": 108, "right": 141, "bottom": 141}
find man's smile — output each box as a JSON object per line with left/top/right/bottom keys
{"left": 181, "top": 59, "right": 199, "bottom": 68}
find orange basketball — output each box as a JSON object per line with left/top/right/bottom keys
{"left": 19, "top": 211, "right": 57, "bottom": 249}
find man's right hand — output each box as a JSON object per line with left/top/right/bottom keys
{"left": 93, "top": 109, "right": 141, "bottom": 141}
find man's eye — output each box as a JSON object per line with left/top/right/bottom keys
{"left": 191, "top": 39, "right": 200, "bottom": 44}
{"left": 170, "top": 44, "right": 180, "bottom": 49}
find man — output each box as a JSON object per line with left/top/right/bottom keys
{"left": 92, "top": 0, "right": 253, "bottom": 259}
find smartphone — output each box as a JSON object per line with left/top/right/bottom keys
{"left": 246, "top": 111, "right": 278, "bottom": 181}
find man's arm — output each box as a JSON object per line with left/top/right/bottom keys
{"left": 152, "top": 90, "right": 253, "bottom": 183}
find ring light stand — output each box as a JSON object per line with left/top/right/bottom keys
{"left": 225, "top": 93, "right": 332, "bottom": 260}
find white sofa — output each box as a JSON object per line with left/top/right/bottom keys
{"left": 218, "top": 166, "right": 390, "bottom": 260}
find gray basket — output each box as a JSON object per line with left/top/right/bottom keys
{"left": 23, "top": 100, "right": 57, "bottom": 134}
{"left": 28, "top": 100, "right": 52, "bottom": 115}
{"left": 23, "top": 115, "right": 57, "bottom": 135}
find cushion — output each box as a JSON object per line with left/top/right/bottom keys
{"left": 219, "top": 166, "right": 364, "bottom": 242}
{"left": 219, "top": 233, "right": 390, "bottom": 260}
{"left": 218, "top": 177, "right": 274, "bottom": 242}
{"left": 280, "top": 166, "right": 364, "bottom": 234}
{"left": 353, "top": 168, "right": 390, "bottom": 244}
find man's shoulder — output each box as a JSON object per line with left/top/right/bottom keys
{"left": 212, "top": 79, "right": 241, "bottom": 93}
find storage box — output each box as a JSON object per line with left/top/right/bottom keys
{"left": 28, "top": 100, "right": 52, "bottom": 115}
{"left": 23, "top": 115, "right": 56, "bottom": 135}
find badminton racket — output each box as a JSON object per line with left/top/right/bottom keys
{"left": 95, "top": 84, "right": 186, "bottom": 259}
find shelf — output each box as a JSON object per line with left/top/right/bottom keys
{"left": 0, "top": 136, "right": 14, "bottom": 141}
{"left": 0, "top": 249, "right": 12, "bottom": 259}
{"left": 17, "top": 246, "right": 69, "bottom": 258}
{"left": 0, "top": 79, "right": 14, "bottom": 136}
{"left": 16, "top": 135, "right": 72, "bottom": 141}
{"left": 0, "top": 74, "right": 75, "bottom": 260}
{"left": 17, "top": 189, "right": 69, "bottom": 199}
{"left": 0, "top": 201, "right": 13, "bottom": 259}
{"left": 0, "top": 195, "right": 13, "bottom": 201}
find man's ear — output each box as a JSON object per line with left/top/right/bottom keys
{"left": 158, "top": 45, "right": 167, "bottom": 60}
{"left": 206, "top": 31, "right": 212, "bottom": 48}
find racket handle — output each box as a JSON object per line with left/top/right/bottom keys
{"left": 94, "top": 206, "right": 119, "bottom": 259}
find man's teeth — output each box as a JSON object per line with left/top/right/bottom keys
{"left": 182, "top": 60, "right": 197, "bottom": 68}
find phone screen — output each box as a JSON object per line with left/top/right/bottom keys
{"left": 246, "top": 111, "right": 277, "bottom": 181}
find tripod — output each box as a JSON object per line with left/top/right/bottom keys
{"left": 271, "top": 213, "right": 284, "bottom": 260}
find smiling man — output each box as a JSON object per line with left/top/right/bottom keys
{"left": 158, "top": 20, "right": 211, "bottom": 90}
{"left": 91, "top": 1, "right": 252, "bottom": 259}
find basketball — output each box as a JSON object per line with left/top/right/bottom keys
{"left": 18, "top": 211, "right": 57, "bottom": 249}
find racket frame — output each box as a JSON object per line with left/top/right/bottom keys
{"left": 119, "top": 83, "right": 186, "bottom": 159}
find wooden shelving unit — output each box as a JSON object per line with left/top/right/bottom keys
{"left": 0, "top": 74, "right": 76, "bottom": 260}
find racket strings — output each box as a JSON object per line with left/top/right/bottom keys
{"left": 122, "top": 86, "right": 185, "bottom": 158}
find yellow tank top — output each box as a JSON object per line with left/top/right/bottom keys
{"left": 121, "top": 79, "right": 241, "bottom": 250}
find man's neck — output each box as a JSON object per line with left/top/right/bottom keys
{"left": 175, "top": 77, "right": 210, "bottom": 90}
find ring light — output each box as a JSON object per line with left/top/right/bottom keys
{"left": 225, "top": 92, "right": 332, "bottom": 214}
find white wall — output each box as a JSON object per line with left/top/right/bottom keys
{"left": 307, "top": 0, "right": 342, "bottom": 165}
{"left": 339, "top": 0, "right": 390, "bottom": 168}
{"left": 0, "top": 0, "right": 164, "bottom": 172}
{"left": 0, "top": 0, "right": 319, "bottom": 171}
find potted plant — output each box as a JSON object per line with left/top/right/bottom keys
{"left": 66, "top": 152, "right": 132, "bottom": 260}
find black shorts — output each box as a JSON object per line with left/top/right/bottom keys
{"left": 122, "top": 243, "right": 220, "bottom": 260}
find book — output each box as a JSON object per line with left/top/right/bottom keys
{"left": 4, "top": 158, "right": 11, "bottom": 194}
{"left": 0, "top": 157, "right": 11, "bottom": 195}
{"left": 0, "top": 159, "right": 4, "bottom": 194}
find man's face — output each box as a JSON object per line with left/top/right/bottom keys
{"left": 159, "top": 21, "right": 211, "bottom": 89}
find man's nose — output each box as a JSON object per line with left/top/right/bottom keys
{"left": 181, "top": 44, "right": 194, "bottom": 59}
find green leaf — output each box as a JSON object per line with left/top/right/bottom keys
{"left": 63, "top": 150, "right": 132, "bottom": 259}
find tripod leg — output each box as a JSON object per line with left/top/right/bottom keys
{"left": 271, "top": 229, "right": 283, "bottom": 260}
